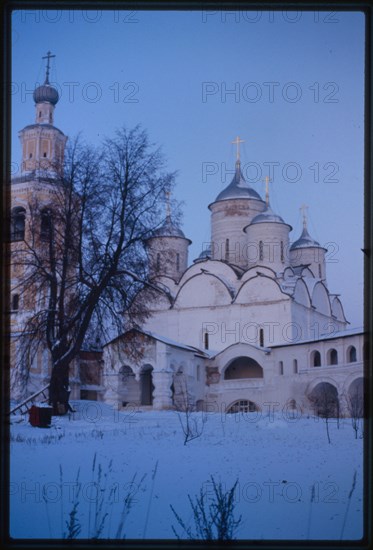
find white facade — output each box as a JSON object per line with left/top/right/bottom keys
{"left": 104, "top": 157, "right": 364, "bottom": 417}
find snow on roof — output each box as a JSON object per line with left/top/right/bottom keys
{"left": 270, "top": 327, "right": 365, "bottom": 348}
{"left": 105, "top": 327, "right": 208, "bottom": 356}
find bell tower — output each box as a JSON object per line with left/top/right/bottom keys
{"left": 18, "top": 51, "right": 67, "bottom": 176}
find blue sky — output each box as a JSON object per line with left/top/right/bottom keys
{"left": 11, "top": 9, "right": 365, "bottom": 327}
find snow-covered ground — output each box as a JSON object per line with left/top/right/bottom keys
{"left": 10, "top": 401, "right": 363, "bottom": 540}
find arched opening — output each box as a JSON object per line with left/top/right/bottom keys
{"left": 225, "top": 238, "right": 229, "bottom": 261}
{"left": 308, "top": 382, "right": 339, "bottom": 417}
{"left": 279, "top": 361, "right": 284, "bottom": 375}
{"left": 140, "top": 365, "right": 154, "bottom": 406}
{"left": 347, "top": 345, "right": 357, "bottom": 363}
{"left": 311, "top": 350, "right": 321, "bottom": 367}
{"left": 40, "top": 209, "right": 53, "bottom": 241}
{"left": 259, "top": 240, "right": 263, "bottom": 261}
{"left": 281, "top": 241, "right": 284, "bottom": 263}
{"left": 224, "top": 357, "right": 263, "bottom": 380}
{"left": 176, "top": 253, "right": 180, "bottom": 272}
{"left": 204, "top": 332, "right": 209, "bottom": 350}
{"left": 326, "top": 348, "right": 338, "bottom": 365}
{"left": 293, "top": 359, "right": 298, "bottom": 374}
{"left": 259, "top": 328, "right": 264, "bottom": 347}
{"left": 347, "top": 378, "right": 364, "bottom": 418}
{"left": 11, "top": 207, "right": 26, "bottom": 241}
{"left": 227, "top": 400, "right": 260, "bottom": 413}
{"left": 118, "top": 365, "right": 140, "bottom": 407}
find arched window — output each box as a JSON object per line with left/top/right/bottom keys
{"left": 225, "top": 238, "right": 229, "bottom": 260}
{"left": 227, "top": 400, "right": 259, "bottom": 413}
{"left": 279, "top": 361, "right": 284, "bottom": 375}
{"left": 311, "top": 350, "right": 321, "bottom": 367}
{"left": 347, "top": 346, "right": 357, "bottom": 363}
{"left": 40, "top": 209, "right": 53, "bottom": 241}
{"left": 327, "top": 348, "right": 338, "bottom": 365}
{"left": 259, "top": 240, "right": 263, "bottom": 261}
{"left": 259, "top": 328, "right": 264, "bottom": 347}
{"left": 11, "top": 207, "right": 26, "bottom": 241}
{"left": 39, "top": 111, "right": 42, "bottom": 118}
{"left": 281, "top": 241, "right": 284, "bottom": 263}
{"left": 204, "top": 332, "right": 209, "bottom": 350}
{"left": 196, "top": 365, "right": 201, "bottom": 381}
{"left": 293, "top": 359, "right": 298, "bottom": 374}
{"left": 11, "top": 294, "right": 19, "bottom": 311}
{"left": 318, "top": 264, "right": 322, "bottom": 278}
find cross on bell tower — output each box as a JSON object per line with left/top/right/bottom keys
{"left": 42, "top": 50, "right": 56, "bottom": 84}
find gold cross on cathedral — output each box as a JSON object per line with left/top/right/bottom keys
{"left": 300, "top": 203, "right": 309, "bottom": 228}
{"left": 42, "top": 50, "right": 56, "bottom": 83}
{"left": 165, "top": 190, "right": 171, "bottom": 217}
{"left": 262, "top": 175, "right": 272, "bottom": 206}
{"left": 231, "top": 136, "right": 245, "bottom": 161}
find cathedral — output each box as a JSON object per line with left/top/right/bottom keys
{"left": 10, "top": 55, "right": 364, "bottom": 417}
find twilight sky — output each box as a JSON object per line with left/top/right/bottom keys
{"left": 11, "top": 9, "right": 365, "bottom": 327}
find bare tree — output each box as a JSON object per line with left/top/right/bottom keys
{"left": 308, "top": 382, "right": 339, "bottom": 444}
{"left": 345, "top": 382, "right": 364, "bottom": 439}
{"left": 11, "top": 125, "right": 177, "bottom": 412}
{"left": 173, "top": 373, "right": 206, "bottom": 445}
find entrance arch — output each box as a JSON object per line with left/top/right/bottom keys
{"left": 224, "top": 357, "right": 263, "bottom": 380}
{"left": 140, "top": 365, "right": 154, "bottom": 405}
{"left": 308, "top": 382, "right": 339, "bottom": 417}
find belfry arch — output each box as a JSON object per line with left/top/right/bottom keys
{"left": 224, "top": 356, "right": 263, "bottom": 380}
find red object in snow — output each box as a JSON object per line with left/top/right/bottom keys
{"left": 29, "top": 405, "right": 52, "bottom": 427}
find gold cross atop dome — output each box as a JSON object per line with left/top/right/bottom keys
{"left": 232, "top": 136, "right": 245, "bottom": 162}
{"left": 42, "top": 50, "right": 56, "bottom": 83}
{"left": 300, "top": 203, "right": 309, "bottom": 229}
{"left": 165, "top": 190, "right": 171, "bottom": 218}
{"left": 262, "top": 175, "right": 272, "bottom": 206}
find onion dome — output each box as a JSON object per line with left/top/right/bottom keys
{"left": 33, "top": 51, "right": 59, "bottom": 105}
{"left": 152, "top": 215, "right": 191, "bottom": 241}
{"left": 193, "top": 245, "right": 211, "bottom": 263}
{"left": 290, "top": 227, "right": 326, "bottom": 250}
{"left": 33, "top": 83, "right": 59, "bottom": 105}
{"left": 250, "top": 204, "right": 288, "bottom": 226}
{"left": 214, "top": 160, "right": 262, "bottom": 202}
